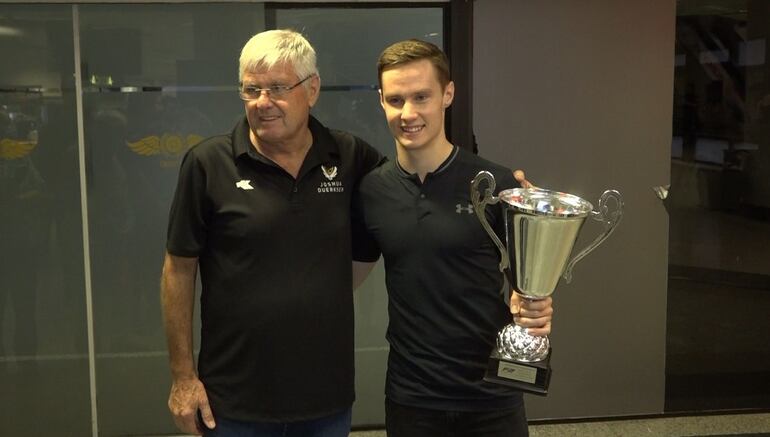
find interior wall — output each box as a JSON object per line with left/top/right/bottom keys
{"left": 473, "top": 0, "right": 675, "bottom": 419}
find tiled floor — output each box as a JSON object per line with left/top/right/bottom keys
{"left": 350, "top": 411, "right": 770, "bottom": 436}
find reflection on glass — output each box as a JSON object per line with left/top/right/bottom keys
{"left": 78, "top": 3, "right": 265, "bottom": 434}
{"left": 275, "top": 7, "right": 443, "bottom": 160}
{"left": 313, "top": 90, "right": 394, "bottom": 159}
{"left": 0, "top": 2, "right": 445, "bottom": 434}
{"left": 79, "top": 4, "right": 266, "bottom": 87}
{"left": 667, "top": 0, "right": 770, "bottom": 412}
{"left": 276, "top": 8, "right": 443, "bottom": 88}
{"left": 0, "top": 4, "right": 90, "bottom": 436}
{"left": 85, "top": 91, "right": 227, "bottom": 355}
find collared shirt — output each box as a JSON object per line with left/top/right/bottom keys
{"left": 354, "top": 146, "right": 523, "bottom": 411}
{"left": 167, "top": 115, "right": 382, "bottom": 421}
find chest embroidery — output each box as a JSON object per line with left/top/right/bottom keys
{"left": 318, "top": 165, "right": 344, "bottom": 193}
{"left": 236, "top": 179, "right": 254, "bottom": 190}
{"left": 321, "top": 165, "right": 338, "bottom": 180}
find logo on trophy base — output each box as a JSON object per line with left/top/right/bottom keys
{"left": 471, "top": 171, "right": 623, "bottom": 395}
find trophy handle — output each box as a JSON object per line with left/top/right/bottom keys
{"left": 562, "top": 190, "right": 624, "bottom": 283}
{"left": 471, "top": 171, "right": 510, "bottom": 272}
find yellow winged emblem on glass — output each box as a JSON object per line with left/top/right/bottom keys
{"left": 0, "top": 139, "right": 37, "bottom": 160}
{"left": 126, "top": 133, "right": 204, "bottom": 157}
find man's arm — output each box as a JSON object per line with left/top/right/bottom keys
{"left": 161, "top": 252, "right": 215, "bottom": 434}
{"left": 353, "top": 261, "right": 377, "bottom": 291}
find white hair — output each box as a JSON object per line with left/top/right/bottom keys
{"left": 239, "top": 29, "right": 319, "bottom": 88}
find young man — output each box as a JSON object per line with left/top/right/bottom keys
{"left": 353, "top": 39, "right": 553, "bottom": 437}
{"left": 161, "top": 30, "right": 382, "bottom": 437}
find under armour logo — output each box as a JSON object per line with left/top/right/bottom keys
{"left": 236, "top": 180, "right": 254, "bottom": 190}
{"left": 456, "top": 203, "right": 473, "bottom": 214}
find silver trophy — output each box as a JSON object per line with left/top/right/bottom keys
{"left": 471, "top": 171, "right": 623, "bottom": 394}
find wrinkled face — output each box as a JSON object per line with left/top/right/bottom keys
{"left": 379, "top": 59, "right": 454, "bottom": 152}
{"left": 242, "top": 63, "right": 319, "bottom": 149}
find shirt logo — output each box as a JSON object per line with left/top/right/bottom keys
{"left": 456, "top": 203, "right": 474, "bottom": 214}
{"left": 321, "top": 165, "right": 338, "bottom": 181}
{"left": 318, "top": 180, "right": 344, "bottom": 193}
{"left": 236, "top": 179, "right": 254, "bottom": 190}
{"left": 318, "top": 165, "right": 343, "bottom": 193}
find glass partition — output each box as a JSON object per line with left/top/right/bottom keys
{"left": 276, "top": 6, "right": 445, "bottom": 158}
{"left": 0, "top": 5, "right": 91, "bottom": 436}
{"left": 0, "top": 2, "right": 446, "bottom": 435}
{"left": 667, "top": 0, "right": 770, "bottom": 412}
{"left": 78, "top": 4, "right": 265, "bottom": 434}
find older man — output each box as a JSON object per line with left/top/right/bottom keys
{"left": 161, "top": 30, "right": 382, "bottom": 437}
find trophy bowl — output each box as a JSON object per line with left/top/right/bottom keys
{"left": 471, "top": 171, "right": 623, "bottom": 394}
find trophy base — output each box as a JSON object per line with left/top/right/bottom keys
{"left": 484, "top": 348, "right": 552, "bottom": 396}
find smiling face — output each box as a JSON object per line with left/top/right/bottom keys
{"left": 242, "top": 62, "right": 319, "bottom": 150}
{"left": 379, "top": 59, "right": 454, "bottom": 155}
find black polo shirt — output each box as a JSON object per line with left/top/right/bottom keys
{"left": 354, "top": 146, "right": 524, "bottom": 411}
{"left": 166, "top": 115, "right": 382, "bottom": 422}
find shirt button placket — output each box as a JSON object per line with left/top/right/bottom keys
{"left": 290, "top": 181, "right": 301, "bottom": 211}
{"left": 415, "top": 191, "right": 429, "bottom": 223}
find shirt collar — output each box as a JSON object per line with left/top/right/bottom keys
{"left": 231, "top": 115, "right": 339, "bottom": 166}
{"left": 395, "top": 144, "right": 459, "bottom": 180}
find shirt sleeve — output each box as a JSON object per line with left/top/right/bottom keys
{"left": 351, "top": 184, "right": 382, "bottom": 263}
{"left": 348, "top": 137, "right": 384, "bottom": 262}
{"left": 353, "top": 136, "right": 386, "bottom": 181}
{"left": 166, "top": 148, "right": 211, "bottom": 257}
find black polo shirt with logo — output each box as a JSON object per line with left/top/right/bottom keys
{"left": 166, "top": 115, "right": 382, "bottom": 422}
{"left": 354, "top": 146, "right": 524, "bottom": 412}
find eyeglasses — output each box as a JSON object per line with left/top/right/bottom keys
{"left": 238, "top": 75, "right": 315, "bottom": 101}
